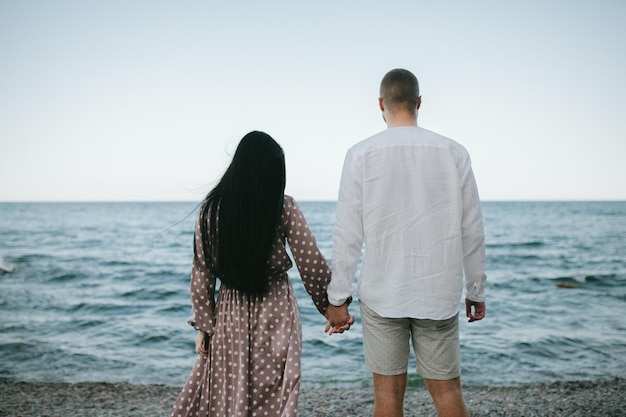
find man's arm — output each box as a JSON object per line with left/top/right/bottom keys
{"left": 328, "top": 150, "right": 363, "bottom": 306}
{"left": 459, "top": 151, "right": 487, "bottom": 305}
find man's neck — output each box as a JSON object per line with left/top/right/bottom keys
{"left": 385, "top": 112, "right": 417, "bottom": 128}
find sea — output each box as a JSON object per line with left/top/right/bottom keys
{"left": 1, "top": 201, "right": 625, "bottom": 388}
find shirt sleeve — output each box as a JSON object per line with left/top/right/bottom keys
{"left": 187, "top": 214, "right": 217, "bottom": 335}
{"left": 284, "top": 196, "right": 331, "bottom": 316}
{"left": 458, "top": 152, "right": 487, "bottom": 302}
{"left": 328, "top": 149, "right": 363, "bottom": 306}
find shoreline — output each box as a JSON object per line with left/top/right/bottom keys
{"left": 1, "top": 378, "right": 624, "bottom": 416}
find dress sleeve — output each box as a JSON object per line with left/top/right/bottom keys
{"left": 283, "top": 196, "right": 331, "bottom": 316}
{"left": 187, "top": 214, "right": 217, "bottom": 335}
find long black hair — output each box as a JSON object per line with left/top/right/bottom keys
{"left": 196, "top": 131, "right": 286, "bottom": 295}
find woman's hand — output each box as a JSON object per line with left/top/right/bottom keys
{"left": 195, "top": 330, "right": 208, "bottom": 356}
{"left": 324, "top": 304, "right": 355, "bottom": 335}
{"left": 325, "top": 314, "right": 355, "bottom": 335}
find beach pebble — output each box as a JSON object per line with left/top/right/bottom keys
{"left": 1, "top": 378, "right": 624, "bottom": 416}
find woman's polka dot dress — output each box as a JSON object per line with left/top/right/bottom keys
{"left": 170, "top": 196, "right": 331, "bottom": 417}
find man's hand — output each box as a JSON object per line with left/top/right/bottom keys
{"left": 324, "top": 304, "right": 354, "bottom": 335}
{"left": 465, "top": 298, "right": 486, "bottom": 322}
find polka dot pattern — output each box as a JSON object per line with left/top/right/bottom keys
{"left": 170, "top": 196, "right": 331, "bottom": 417}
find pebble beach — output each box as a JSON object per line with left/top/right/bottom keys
{"left": 1, "top": 378, "right": 624, "bottom": 417}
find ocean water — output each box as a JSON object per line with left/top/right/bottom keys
{"left": 0, "top": 201, "right": 625, "bottom": 388}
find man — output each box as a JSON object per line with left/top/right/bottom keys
{"left": 326, "top": 69, "right": 486, "bottom": 417}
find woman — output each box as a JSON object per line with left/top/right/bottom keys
{"left": 170, "top": 131, "right": 349, "bottom": 417}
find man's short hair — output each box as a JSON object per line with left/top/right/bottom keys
{"left": 379, "top": 69, "right": 420, "bottom": 114}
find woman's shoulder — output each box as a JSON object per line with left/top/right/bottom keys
{"left": 282, "top": 195, "right": 300, "bottom": 219}
{"left": 284, "top": 194, "right": 301, "bottom": 209}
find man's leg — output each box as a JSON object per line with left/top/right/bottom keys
{"left": 373, "top": 373, "right": 407, "bottom": 417}
{"left": 360, "top": 302, "right": 411, "bottom": 417}
{"left": 423, "top": 376, "right": 469, "bottom": 417}
{"left": 411, "top": 314, "right": 467, "bottom": 416}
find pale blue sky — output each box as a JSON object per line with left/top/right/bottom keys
{"left": 1, "top": 1, "right": 625, "bottom": 202}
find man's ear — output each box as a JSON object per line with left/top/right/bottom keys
{"left": 378, "top": 97, "right": 385, "bottom": 111}
{"left": 416, "top": 95, "right": 422, "bottom": 110}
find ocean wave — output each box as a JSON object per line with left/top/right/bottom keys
{"left": 550, "top": 273, "right": 624, "bottom": 288}
{"left": 486, "top": 241, "right": 545, "bottom": 248}
{"left": 156, "top": 304, "right": 188, "bottom": 314}
{"left": 47, "top": 272, "right": 84, "bottom": 283}
{"left": 139, "top": 334, "right": 171, "bottom": 344}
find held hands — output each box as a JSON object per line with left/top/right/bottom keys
{"left": 324, "top": 304, "right": 355, "bottom": 335}
{"left": 465, "top": 298, "right": 486, "bottom": 322}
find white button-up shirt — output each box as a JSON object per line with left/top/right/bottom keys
{"left": 328, "top": 126, "right": 486, "bottom": 320}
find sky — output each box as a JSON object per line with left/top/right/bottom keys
{"left": 1, "top": 1, "right": 625, "bottom": 202}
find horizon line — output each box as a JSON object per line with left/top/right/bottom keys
{"left": 1, "top": 199, "right": 625, "bottom": 204}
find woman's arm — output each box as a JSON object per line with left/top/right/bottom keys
{"left": 283, "top": 196, "right": 331, "bottom": 316}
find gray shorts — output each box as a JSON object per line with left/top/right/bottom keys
{"left": 360, "top": 302, "right": 460, "bottom": 380}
